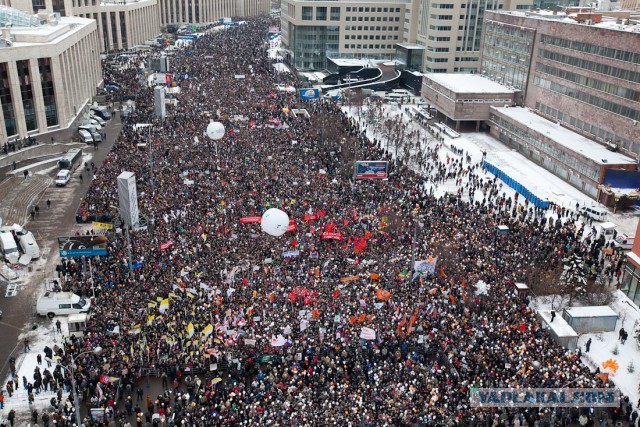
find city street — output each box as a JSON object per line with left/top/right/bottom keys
{"left": 0, "top": 111, "right": 123, "bottom": 381}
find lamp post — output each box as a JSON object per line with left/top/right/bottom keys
{"left": 47, "top": 347, "right": 102, "bottom": 427}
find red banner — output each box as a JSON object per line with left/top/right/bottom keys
{"left": 240, "top": 216, "right": 262, "bottom": 223}
{"left": 160, "top": 241, "right": 173, "bottom": 250}
{"left": 322, "top": 232, "right": 342, "bottom": 240}
{"left": 286, "top": 219, "right": 297, "bottom": 232}
{"left": 302, "top": 213, "right": 317, "bottom": 221}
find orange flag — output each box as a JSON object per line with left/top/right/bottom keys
{"left": 311, "top": 309, "right": 320, "bottom": 319}
{"left": 376, "top": 289, "right": 391, "bottom": 301}
{"left": 371, "top": 272, "right": 379, "bottom": 280}
{"left": 406, "top": 309, "right": 418, "bottom": 335}
{"left": 268, "top": 293, "right": 275, "bottom": 302}
{"left": 358, "top": 313, "right": 367, "bottom": 323}
{"left": 461, "top": 279, "right": 466, "bottom": 288}
{"left": 366, "top": 314, "right": 375, "bottom": 322}
{"left": 596, "top": 372, "right": 609, "bottom": 383}
{"left": 449, "top": 293, "right": 455, "bottom": 303}
{"left": 439, "top": 266, "right": 446, "bottom": 278}
{"left": 349, "top": 315, "right": 359, "bottom": 324}
{"left": 364, "top": 230, "right": 372, "bottom": 240}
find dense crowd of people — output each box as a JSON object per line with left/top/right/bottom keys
{"left": 6, "top": 16, "right": 638, "bottom": 427}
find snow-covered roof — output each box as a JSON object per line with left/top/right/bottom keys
{"left": 515, "top": 282, "right": 529, "bottom": 290}
{"left": 564, "top": 306, "right": 618, "bottom": 318}
{"left": 538, "top": 310, "right": 578, "bottom": 337}
{"left": 425, "top": 74, "right": 516, "bottom": 94}
{"left": 491, "top": 107, "right": 637, "bottom": 165}
{"left": 396, "top": 43, "right": 425, "bottom": 50}
{"left": 329, "top": 58, "right": 368, "bottom": 67}
{"left": 495, "top": 10, "right": 640, "bottom": 34}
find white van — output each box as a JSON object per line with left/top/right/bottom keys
{"left": 613, "top": 233, "right": 635, "bottom": 250}
{"left": 580, "top": 206, "right": 608, "bottom": 221}
{"left": 79, "top": 129, "right": 93, "bottom": 144}
{"left": 55, "top": 169, "right": 72, "bottom": 186}
{"left": 0, "top": 232, "right": 19, "bottom": 264}
{"left": 10, "top": 224, "right": 40, "bottom": 259}
{"left": 36, "top": 291, "right": 91, "bottom": 318}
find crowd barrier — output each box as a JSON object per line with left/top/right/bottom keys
{"left": 483, "top": 159, "right": 550, "bottom": 209}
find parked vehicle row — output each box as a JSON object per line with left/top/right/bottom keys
{"left": 0, "top": 224, "right": 40, "bottom": 263}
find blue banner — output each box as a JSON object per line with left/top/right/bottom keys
{"left": 299, "top": 88, "right": 320, "bottom": 100}
{"left": 58, "top": 235, "right": 108, "bottom": 257}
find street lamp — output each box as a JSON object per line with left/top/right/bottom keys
{"left": 47, "top": 347, "right": 102, "bottom": 427}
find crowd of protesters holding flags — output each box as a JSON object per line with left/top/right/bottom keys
{"left": 4, "top": 15, "right": 639, "bottom": 427}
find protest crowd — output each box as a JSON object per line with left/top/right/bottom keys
{"left": 8, "top": 16, "right": 639, "bottom": 427}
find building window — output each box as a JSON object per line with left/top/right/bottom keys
{"left": 316, "top": 7, "right": 327, "bottom": 20}
{"left": 38, "top": 58, "right": 58, "bottom": 127}
{"left": 0, "top": 62, "right": 16, "bottom": 137}
{"left": 16, "top": 60, "right": 37, "bottom": 132}
{"left": 330, "top": 7, "right": 340, "bottom": 21}
{"left": 302, "top": 7, "right": 312, "bottom": 20}
{"left": 120, "top": 11, "right": 127, "bottom": 48}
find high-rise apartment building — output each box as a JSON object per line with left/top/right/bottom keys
{"left": 414, "top": 0, "right": 532, "bottom": 73}
{"left": 157, "top": 0, "right": 269, "bottom": 27}
{"left": 280, "top": 0, "right": 406, "bottom": 70}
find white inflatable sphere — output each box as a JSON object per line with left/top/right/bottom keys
{"left": 206, "top": 121, "right": 225, "bottom": 140}
{"left": 261, "top": 208, "right": 290, "bottom": 237}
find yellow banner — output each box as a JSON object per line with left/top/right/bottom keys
{"left": 92, "top": 221, "right": 113, "bottom": 230}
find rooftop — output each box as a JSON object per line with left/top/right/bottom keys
{"left": 564, "top": 306, "right": 618, "bottom": 318}
{"left": 425, "top": 73, "right": 516, "bottom": 94}
{"left": 494, "top": 10, "right": 640, "bottom": 34}
{"left": 396, "top": 43, "right": 425, "bottom": 50}
{"left": 491, "top": 107, "right": 637, "bottom": 166}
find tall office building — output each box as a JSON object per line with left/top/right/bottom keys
{"left": 280, "top": 0, "right": 407, "bottom": 70}
{"left": 414, "top": 0, "right": 532, "bottom": 73}
{"left": 480, "top": 10, "right": 640, "bottom": 157}
{"left": 0, "top": 7, "right": 101, "bottom": 140}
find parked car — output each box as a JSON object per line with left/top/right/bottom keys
{"left": 55, "top": 169, "right": 72, "bottom": 186}
{"left": 79, "top": 129, "right": 93, "bottom": 143}
{"left": 0, "top": 232, "right": 19, "bottom": 264}
{"left": 89, "top": 114, "right": 106, "bottom": 126}
{"left": 81, "top": 119, "right": 102, "bottom": 130}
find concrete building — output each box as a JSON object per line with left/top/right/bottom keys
{"left": 158, "top": 0, "right": 269, "bottom": 27}
{"left": 621, "top": 219, "right": 640, "bottom": 308}
{"left": 414, "top": 0, "right": 532, "bottom": 73}
{"left": 480, "top": 10, "right": 640, "bottom": 158}
{"left": 280, "top": 0, "right": 406, "bottom": 70}
{"left": 421, "top": 73, "right": 515, "bottom": 129}
{"left": 0, "top": 7, "right": 101, "bottom": 141}
{"left": 489, "top": 106, "right": 637, "bottom": 198}
{"left": 71, "top": 0, "right": 161, "bottom": 51}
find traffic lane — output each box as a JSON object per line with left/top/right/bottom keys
{"left": 0, "top": 114, "right": 123, "bottom": 378}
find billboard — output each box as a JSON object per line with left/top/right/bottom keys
{"left": 299, "top": 88, "right": 320, "bottom": 100}
{"left": 154, "top": 86, "right": 166, "bottom": 119}
{"left": 58, "top": 235, "right": 107, "bottom": 257}
{"left": 117, "top": 172, "right": 140, "bottom": 227}
{"left": 353, "top": 161, "right": 389, "bottom": 179}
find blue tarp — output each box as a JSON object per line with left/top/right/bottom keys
{"left": 482, "top": 160, "right": 550, "bottom": 209}
{"left": 602, "top": 168, "right": 640, "bottom": 189}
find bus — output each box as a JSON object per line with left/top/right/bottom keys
{"left": 58, "top": 148, "right": 83, "bottom": 170}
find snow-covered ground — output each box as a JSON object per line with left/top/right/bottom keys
{"left": 0, "top": 321, "right": 64, "bottom": 423}
{"left": 343, "top": 102, "right": 639, "bottom": 236}
{"left": 531, "top": 291, "right": 640, "bottom": 407}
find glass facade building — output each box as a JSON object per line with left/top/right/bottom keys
{"left": 621, "top": 260, "right": 640, "bottom": 308}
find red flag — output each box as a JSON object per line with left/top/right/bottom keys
{"left": 99, "top": 374, "right": 110, "bottom": 385}
{"left": 242, "top": 278, "right": 249, "bottom": 285}
{"left": 519, "top": 323, "right": 526, "bottom": 332}
{"left": 316, "top": 209, "right": 326, "bottom": 218}
{"left": 331, "top": 290, "right": 341, "bottom": 298}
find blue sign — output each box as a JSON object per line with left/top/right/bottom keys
{"left": 299, "top": 88, "right": 320, "bottom": 100}
{"left": 353, "top": 161, "right": 389, "bottom": 179}
{"left": 58, "top": 236, "right": 108, "bottom": 257}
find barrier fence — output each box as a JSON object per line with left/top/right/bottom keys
{"left": 483, "top": 160, "right": 550, "bottom": 209}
